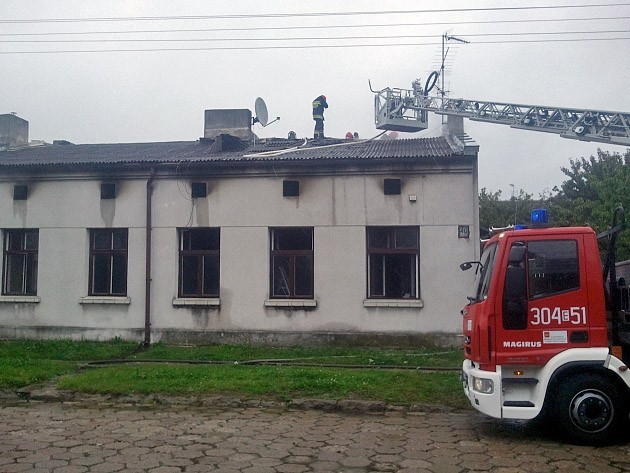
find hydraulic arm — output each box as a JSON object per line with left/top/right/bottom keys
{"left": 373, "top": 80, "right": 630, "bottom": 146}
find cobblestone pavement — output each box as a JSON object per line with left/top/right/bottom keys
{"left": 1, "top": 401, "right": 630, "bottom": 473}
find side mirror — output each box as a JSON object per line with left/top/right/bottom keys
{"left": 508, "top": 243, "right": 527, "bottom": 266}
{"left": 460, "top": 261, "right": 484, "bottom": 275}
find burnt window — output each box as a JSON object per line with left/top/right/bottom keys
{"left": 283, "top": 180, "right": 300, "bottom": 197}
{"left": 100, "top": 183, "right": 116, "bottom": 199}
{"left": 2, "top": 229, "right": 38, "bottom": 295}
{"left": 191, "top": 182, "right": 207, "bottom": 198}
{"left": 527, "top": 240, "right": 579, "bottom": 299}
{"left": 270, "top": 227, "right": 313, "bottom": 298}
{"left": 89, "top": 229, "right": 128, "bottom": 296}
{"left": 179, "top": 228, "right": 220, "bottom": 297}
{"left": 367, "top": 226, "right": 419, "bottom": 299}
{"left": 13, "top": 185, "right": 28, "bottom": 201}
{"left": 384, "top": 179, "right": 402, "bottom": 195}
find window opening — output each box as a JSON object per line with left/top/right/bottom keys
{"left": 270, "top": 228, "right": 314, "bottom": 298}
{"left": 475, "top": 243, "right": 498, "bottom": 302}
{"left": 2, "top": 229, "right": 38, "bottom": 295}
{"left": 527, "top": 240, "right": 579, "bottom": 299}
{"left": 283, "top": 180, "right": 300, "bottom": 197}
{"left": 179, "top": 228, "right": 220, "bottom": 297}
{"left": 89, "top": 228, "right": 128, "bottom": 296}
{"left": 367, "top": 226, "right": 419, "bottom": 299}
{"left": 384, "top": 179, "right": 402, "bottom": 195}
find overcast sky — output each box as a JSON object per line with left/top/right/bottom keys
{"left": 2, "top": 0, "right": 629, "bottom": 197}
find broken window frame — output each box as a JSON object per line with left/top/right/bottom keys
{"left": 178, "top": 227, "right": 220, "bottom": 298}
{"left": 2, "top": 229, "right": 39, "bottom": 296}
{"left": 270, "top": 227, "right": 314, "bottom": 299}
{"left": 89, "top": 228, "right": 128, "bottom": 296}
{"left": 366, "top": 226, "right": 420, "bottom": 299}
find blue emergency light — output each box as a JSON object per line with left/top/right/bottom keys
{"left": 531, "top": 208, "right": 548, "bottom": 225}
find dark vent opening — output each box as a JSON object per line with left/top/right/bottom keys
{"left": 283, "top": 180, "right": 300, "bottom": 197}
{"left": 191, "top": 182, "right": 207, "bottom": 198}
{"left": 101, "top": 183, "right": 116, "bottom": 200}
{"left": 13, "top": 185, "right": 28, "bottom": 201}
{"left": 384, "top": 179, "right": 402, "bottom": 195}
{"left": 570, "top": 331, "right": 589, "bottom": 343}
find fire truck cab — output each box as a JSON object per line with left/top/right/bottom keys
{"left": 461, "top": 210, "right": 630, "bottom": 445}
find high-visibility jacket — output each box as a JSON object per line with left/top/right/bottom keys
{"left": 312, "top": 96, "right": 328, "bottom": 120}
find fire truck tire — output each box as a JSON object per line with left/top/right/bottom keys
{"left": 553, "top": 374, "right": 627, "bottom": 445}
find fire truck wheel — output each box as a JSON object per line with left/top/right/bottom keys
{"left": 554, "top": 374, "right": 627, "bottom": 445}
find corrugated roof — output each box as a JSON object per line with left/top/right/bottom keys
{"left": 0, "top": 135, "right": 469, "bottom": 168}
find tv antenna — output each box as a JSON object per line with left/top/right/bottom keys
{"left": 440, "top": 33, "right": 469, "bottom": 123}
{"left": 252, "top": 97, "right": 280, "bottom": 127}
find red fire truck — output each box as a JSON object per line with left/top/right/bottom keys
{"left": 460, "top": 207, "right": 627, "bottom": 444}
{"left": 371, "top": 73, "right": 630, "bottom": 444}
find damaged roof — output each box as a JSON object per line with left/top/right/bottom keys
{"left": 0, "top": 134, "right": 474, "bottom": 169}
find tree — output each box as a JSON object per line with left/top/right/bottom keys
{"left": 550, "top": 149, "right": 630, "bottom": 260}
{"left": 479, "top": 187, "right": 537, "bottom": 236}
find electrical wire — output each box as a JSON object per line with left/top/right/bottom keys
{"left": 1, "top": 16, "right": 628, "bottom": 37}
{"left": 2, "top": 4, "right": 629, "bottom": 23}
{"left": 2, "top": 30, "right": 627, "bottom": 44}
{"left": 1, "top": 36, "right": 628, "bottom": 54}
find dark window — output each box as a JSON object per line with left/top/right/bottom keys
{"left": 475, "top": 243, "right": 498, "bottom": 302}
{"left": 2, "top": 229, "right": 38, "bottom": 295}
{"left": 179, "top": 228, "right": 220, "bottom": 297}
{"left": 283, "top": 180, "right": 300, "bottom": 197}
{"left": 13, "top": 185, "right": 28, "bottom": 201}
{"left": 527, "top": 240, "right": 579, "bottom": 299}
{"left": 100, "top": 183, "right": 116, "bottom": 199}
{"left": 191, "top": 182, "right": 207, "bottom": 198}
{"left": 384, "top": 179, "right": 402, "bottom": 195}
{"left": 367, "top": 227, "right": 419, "bottom": 298}
{"left": 89, "top": 229, "right": 128, "bottom": 296}
{"left": 270, "top": 227, "right": 313, "bottom": 298}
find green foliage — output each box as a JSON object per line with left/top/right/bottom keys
{"left": 479, "top": 187, "right": 540, "bottom": 231}
{"left": 549, "top": 149, "right": 630, "bottom": 260}
{"left": 478, "top": 149, "right": 630, "bottom": 259}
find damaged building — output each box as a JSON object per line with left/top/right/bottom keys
{"left": 0, "top": 110, "right": 479, "bottom": 347}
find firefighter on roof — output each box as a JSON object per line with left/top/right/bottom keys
{"left": 312, "top": 95, "right": 328, "bottom": 139}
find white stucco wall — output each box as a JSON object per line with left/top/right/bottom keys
{"left": 0, "top": 162, "right": 478, "bottom": 341}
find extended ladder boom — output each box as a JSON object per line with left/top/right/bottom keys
{"left": 374, "top": 84, "right": 630, "bottom": 146}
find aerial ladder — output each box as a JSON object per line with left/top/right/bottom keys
{"left": 372, "top": 71, "right": 630, "bottom": 146}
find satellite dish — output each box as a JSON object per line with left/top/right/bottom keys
{"left": 253, "top": 97, "right": 280, "bottom": 127}
{"left": 254, "top": 97, "right": 269, "bottom": 126}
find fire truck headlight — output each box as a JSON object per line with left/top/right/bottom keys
{"left": 472, "top": 377, "right": 494, "bottom": 394}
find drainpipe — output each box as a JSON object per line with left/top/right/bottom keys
{"left": 144, "top": 168, "right": 156, "bottom": 347}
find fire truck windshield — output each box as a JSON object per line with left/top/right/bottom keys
{"left": 474, "top": 243, "right": 498, "bottom": 302}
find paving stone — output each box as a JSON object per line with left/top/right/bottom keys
{"left": 89, "top": 463, "right": 126, "bottom": 473}
{"left": 0, "top": 401, "right": 629, "bottom": 473}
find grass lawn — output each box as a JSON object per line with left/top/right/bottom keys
{"left": 0, "top": 340, "right": 467, "bottom": 409}
{"left": 0, "top": 339, "right": 137, "bottom": 389}
{"left": 129, "top": 343, "right": 463, "bottom": 368}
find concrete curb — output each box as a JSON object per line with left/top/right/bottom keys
{"left": 8, "top": 385, "right": 460, "bottom": 414}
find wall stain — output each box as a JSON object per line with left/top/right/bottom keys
{"left": 100, "top": 199, "right": 116, "bottom": 227}
{"left": 194, "top": 198, "right": 209, "bottom": 227}
{"left": 12, "top": 200, "right": 27, "bottom": 226}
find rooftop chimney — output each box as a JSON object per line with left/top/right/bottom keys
{"left": 443, "top": 115, "right": 464, "bottom": 137}
{"left": 204, "top": 109, "right": 255, "bottom": 141}
{"left": 0, "top": 114, "right": 29, "bottom": 149}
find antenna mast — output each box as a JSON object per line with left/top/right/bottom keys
{"left": 441, "top": 33, "right": 469, "bottom": 123}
